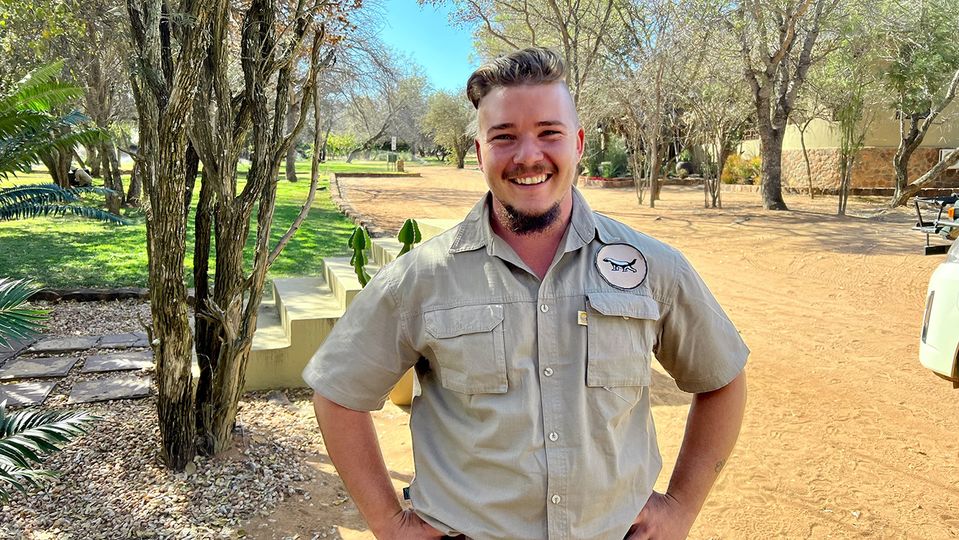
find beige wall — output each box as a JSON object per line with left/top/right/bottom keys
{"left": 740, "top": 100, "right": 959, "bottom": 151}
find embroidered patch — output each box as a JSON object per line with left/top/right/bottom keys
{"left": 595, "top": 243, "right": 648, "bottom": 290}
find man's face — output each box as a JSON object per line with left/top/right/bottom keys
{"left": 475, "top": 82, "right": 585, "bottom": 235}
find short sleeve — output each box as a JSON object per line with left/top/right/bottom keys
{"left": 302, "top": 265, "right": 420, "bottom": 411}
{"left": 654, "top": 253, "right": 749, "bottom": 393}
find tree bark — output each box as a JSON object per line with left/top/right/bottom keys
{"left": 100, "top": 140, "right": 124, "bottom": 214}
{"left": 125, "top": 0, "right": 213, "bottom": 471}
{"left": 285, "top": 100, "right": 300, "bottom": 182}
{"left": 758, "top": 126, "right": 788, "bottom": 210}
{"left": 41, "top": 148, "right": 72, "bottom": 188}
{"left": 87, "top": 144, "right": 102, "bottom": 177}
{"left": 891, "top": 147, "right": 959, "bottom": 207}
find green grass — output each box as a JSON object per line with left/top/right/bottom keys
{"left": 0, "top": 160, "right": 380, "bottom": 288}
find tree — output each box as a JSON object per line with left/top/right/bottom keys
{"left": 124, "top": 0, "right": 354, "bottom": 470}
{"left": 682, "top": 42, "right": 752, "bottom": 209}
{"left": 422, "top": 90, "right": 474, "bottom": 168}
{"left": 881, "top": 0, "right": 959, "bottom": 206}
{"left": 599, "top": 0, "right": 705, "bottom": 207}
{"left": 731, "top": 0, "right": 840, "bottom": 210}
{"left": 437, "top": 0, "right": 613, "bottom": 109}
{"left": 124, "top": 0, "right": 214, "bottom": 470}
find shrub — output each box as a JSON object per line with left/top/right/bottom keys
{"left": 600, "top": 161, "right": 614, "bottom": 178}
{"left": 721, "top": 155, "right": 762, "bottom": 184}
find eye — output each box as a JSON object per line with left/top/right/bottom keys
{"left": 490, "top": 133, "right": 514, "bottom": 141}
{"left": 540, "top": 130, "right": 563, "bottom": 137}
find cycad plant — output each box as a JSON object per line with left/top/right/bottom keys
{"left": 0, "top": 278, "right": 100, "bottom": 502}
{"left": 0, "top": 400, "right": 100, "bottom": 503}
{"left": 0, "top": 278, "right": 47, "bottom": 349}
{"left": 0, "top": 61, "right": 102, "bottom": 179}
{"left": 0, "top": 183, "right": 127, "bottom": 224}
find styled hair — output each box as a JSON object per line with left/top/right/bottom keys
{"left": 466, "top": 47, "right": 567, "bottom": 109}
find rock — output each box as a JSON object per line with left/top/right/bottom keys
{"left": 30, "top": 336, "right": 100, "bottom": 353}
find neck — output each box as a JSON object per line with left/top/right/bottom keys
{"left": 490, "top": 193, "right": 573, "bottom": 280}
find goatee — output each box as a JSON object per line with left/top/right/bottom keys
{"left": 500, "top": 201, "right": 562, "bottom": 235}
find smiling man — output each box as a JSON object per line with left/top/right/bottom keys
{"left": 305, "top": 47, "right": 748, "bottom": 539}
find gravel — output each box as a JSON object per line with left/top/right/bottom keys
{"left": 1, "top": 300, "right": 328, "bottom": 539}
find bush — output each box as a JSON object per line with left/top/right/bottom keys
{"left": 721, "top": 155, "right": 762, "bottom": 184}
{"left": 584, "top": 131, "right": 629, "bottom": 177}
{"left": 600, "top": 161, "right": 614, "bottom": 178}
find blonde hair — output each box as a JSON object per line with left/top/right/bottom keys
{"left": 466, "top": 47, "right": 567, "bottom": 109}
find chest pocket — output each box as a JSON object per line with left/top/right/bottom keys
{"left": 586, "top": 292, "right": 661, "bottom": 387}
{"left": 423, "top": 304, "right": 508, "bottom": 394}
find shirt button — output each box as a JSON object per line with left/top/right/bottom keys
{"left": 549, "top": 432, "right": 559, "bottom": 442}
{"left": 540, "top": 304, "right": 549, "bottom": 313}
{"left": 543, "top": 367, "right": 554, "bottom": 377}
{"left": 551, "top": 494, "right": 562, "bottom": 504}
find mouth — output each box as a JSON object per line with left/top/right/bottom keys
{"left": 508, "top": 173, "right": 552, "bottom": 186}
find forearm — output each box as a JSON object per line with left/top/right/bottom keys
{"left": 312, "top": 393, "right": 402, "bottom": 536}
{"left": 666, "top": 371, "right": 747, "bottom": 520}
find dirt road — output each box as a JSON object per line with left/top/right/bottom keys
{"left": 249, "top": 166, "right": 958, "bottom": 539}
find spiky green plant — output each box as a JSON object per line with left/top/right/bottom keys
{"left": 0, "top": 183, "right": 126, "bottom": 224}
{"left": 348, "top": 225, "right": 372, "bottom": 286}
{"left": 0, "top": 400, "right": 100, "bottom": 503}
{"left": 397, "top": 218, "right": 422, "bottom": 256}
{"left": 0, "top": 61, "right": 103, "bottom": 179}
{"left": 0, "top": 278, "right": 47, "bottom": 350}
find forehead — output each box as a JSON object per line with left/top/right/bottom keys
{"left": 477, "top": 82, "right": 578, "bottom": 128}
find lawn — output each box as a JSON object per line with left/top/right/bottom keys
{"left": 0, "top": 160, "right": 392, "bottom": 288}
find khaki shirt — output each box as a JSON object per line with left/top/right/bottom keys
{"left": 303, "top": 188, "right": 748, "bottom": 540}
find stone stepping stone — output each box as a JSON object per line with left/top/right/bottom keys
{"left": 99, "top": 332, "right": 149, "bottom": 349}
{"left": 0, "top": 381, "right": 57, "bottom": 407}
{"left": 30, "top": 336, "right": 100, "bottom": 354}
{"left": 82, "top": 350, "right": 153, "bottom": 373}
{"left": 0, "top": 337, "right": 37, "bottom": 364}
{"left": 68, "top": 376, "right": 152, "bottom": 404}
{"left": 0, "top": 356, "right": 78, "bottom": 380}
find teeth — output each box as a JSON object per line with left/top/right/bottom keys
{"left": 512, "top": 174, "right": 548, "bottom": 185}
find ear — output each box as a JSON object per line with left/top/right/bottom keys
{"left": 475, "top": 138, "right": 484, "bottom": 171}
{"left": 575, "top": 126, "right": 585, "bottom": 161}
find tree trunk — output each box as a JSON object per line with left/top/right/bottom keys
{"left": 87, "top": 144, "right": 101, "bottom": 177}
{"left": 124, "top": 0, "right": 213, "bottom": 471}
{"left": 799, "top": 127, "right": 814, "bottom": 199}
{"left": 100, "top": 141, "right": 124, "bottom": 214}
{"left": 41, "top": 148, "right": 72, "bottom": 188}
{"left": 126, "top": 161, "right": 143, "bottom": 205}
{"left": 890, "top": 147, "right": 959, "bottom": 207}
{"left": 285, "top": 100, "right": 300, "bottom": 182}
{"left": 759, "top": 126, "right": 788, "bottom": 210}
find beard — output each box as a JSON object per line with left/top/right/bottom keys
{"left": 500, "top": 200, "right": 562, "bottom": 235}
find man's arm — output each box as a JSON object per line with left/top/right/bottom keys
{"left": 312, "top": 393, "right": 443, "bottom": 539}
{"left": 629, "top": 370, "right": 747, "bottom": 539}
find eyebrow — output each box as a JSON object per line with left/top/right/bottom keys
{"left": 487, "top": 120, "right": 568, "bottom": 134}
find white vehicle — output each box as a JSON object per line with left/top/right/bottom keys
{"left": 921, "top": 240, "right": 959, "bottom": 387}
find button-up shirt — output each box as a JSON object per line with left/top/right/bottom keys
{"left": 303, "top": 188, "right": 749, "bottom": 539}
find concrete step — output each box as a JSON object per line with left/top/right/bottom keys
{"left": 371, "top": 237, "right": 404, "bottom": 267}
{"left": 246, "top": 277, "right": 345, "bottom": 391}
{"left": 323, "top": 257, "right": 380, "bottom": 310}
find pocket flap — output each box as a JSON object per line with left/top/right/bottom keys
{"left": 424, "top": 304, "right": 504, "bottom": 338}
{"left": 587, "top": 292, "right": 661, "bottom": 320}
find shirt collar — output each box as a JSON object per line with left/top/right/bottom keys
{"left": 449, "top": 186, "right": 598, "bottom": 254}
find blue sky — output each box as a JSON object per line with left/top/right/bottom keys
{"left": 377, "top": 0, "right": 479, "bottom": 93}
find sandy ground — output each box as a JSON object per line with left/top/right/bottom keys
{"left": 246, "top": 166, "right": 959, "bottom": 539}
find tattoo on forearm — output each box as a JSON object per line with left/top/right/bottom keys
{"left": 714, "top": 458, "right": 727, "bottom": 473}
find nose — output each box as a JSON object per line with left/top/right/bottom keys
{"left": 513, "top": 135, "right": 544, "bottom": 166}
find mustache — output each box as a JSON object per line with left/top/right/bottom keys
{"left": 502, "top": 163, "right": 554, "bottom": 179}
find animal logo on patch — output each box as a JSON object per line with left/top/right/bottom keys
{"left": 596, "top": 243, "right": 647, "bottom": 289}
